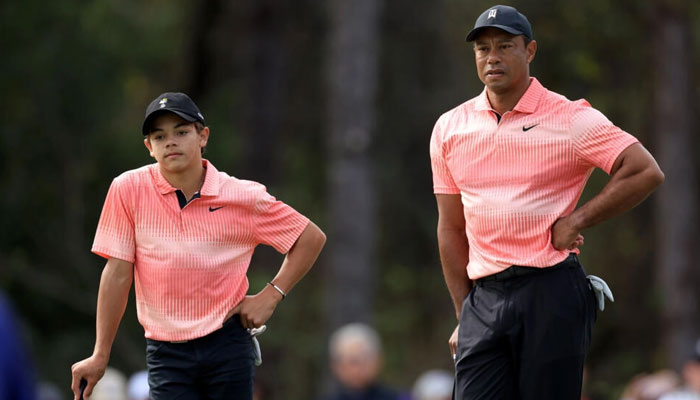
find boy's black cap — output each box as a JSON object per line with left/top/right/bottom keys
{"left": 466, "top": 5, "right": 533, "bottom": 42}
{"left": 142, "top": 92, "right": 205, "bottom": 135}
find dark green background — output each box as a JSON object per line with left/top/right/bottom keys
{"left": 1, "top": 0, "right": 698, "bottom": 399}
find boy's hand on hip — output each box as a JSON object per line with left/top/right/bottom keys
{"left": 551, "top": 216, "right": 584, "bottom": 251}
{"left": 228, "top": 286, "right": 282, "bottom": 329}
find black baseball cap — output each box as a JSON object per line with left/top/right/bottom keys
{"left": 466, "top": 5, "right": 533, "bottom": 42}
{"left": 142, "top": 92, "right": 205, "bottom": 135}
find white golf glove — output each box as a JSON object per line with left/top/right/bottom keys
{"left": 248, "top": 325, "right": 267, "bottom": 366}
{"left": 586, "top": 275, "right": 614, "bottom": 311}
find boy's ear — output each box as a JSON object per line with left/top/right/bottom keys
{"left": 199, "top": 126, "right": 210, "bottom": 148}
{"left": 144, "top": 137, "right": 155, "bottom": 158}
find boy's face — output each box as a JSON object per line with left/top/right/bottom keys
{"left": 144, "top": 112, "right": 209, "bottom": 174}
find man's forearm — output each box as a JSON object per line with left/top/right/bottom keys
{"left": 93, "top": 258, "right": 133, "bottom": 360}
{"left": 438, "top": 228, "right": 471, "bottom": 319}
{"left": 570, "top": 144, "right": 664, "bottom": 231}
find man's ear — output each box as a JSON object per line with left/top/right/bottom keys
{"left": 526, "top": 39, "right": 537, "bottom": 64}
{"left": 144, "top": 137, "right": 155, "bottom": 158}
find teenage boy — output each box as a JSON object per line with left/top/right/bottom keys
{"left": 71, "top": 92, "right": 326, "bottom": 400}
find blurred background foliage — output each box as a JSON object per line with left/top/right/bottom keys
{"left": 0, "top": 0, "right": 699, "bottom": 399}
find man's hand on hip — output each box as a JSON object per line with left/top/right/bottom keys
{"left": 551, "top": 216, "right": 584, "bottom": 251}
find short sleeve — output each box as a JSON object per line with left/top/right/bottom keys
{"left": 430, "top": 115, "right": 460, "bottom": 194}
{"left": 570, "top": 103, "right": 639, "bottom": 174}
{"left": 91, "top": 177, "right": 136, "bottom": 262}
{"left": 253, "top": 188, "right": 310, "bottom": 254}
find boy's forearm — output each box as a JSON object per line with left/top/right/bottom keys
{"left": 269, "top": 222, "right": 326, "bottom": 295}
{"left": 93, "top": 258, "right": 133, "bottom": 360}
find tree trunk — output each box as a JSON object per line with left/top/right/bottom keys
{"left": 185, "top": 0, "right": 286, "bottom": 184}
{"left": 652, "top": 0, "right": 699, "bottom": 370}
{"left": 243, "top": 0, "right": 287, "bottom": 184}
{"left": 325, "top": 0, "right": 381, "bottom": 331}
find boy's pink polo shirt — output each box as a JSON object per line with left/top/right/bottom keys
{"left": 430, "top": 78, "right": 639, "bottom": 280}
{"left": 92, "top": 160, "right": 310, "bottom": 341}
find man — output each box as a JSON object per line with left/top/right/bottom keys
{"left": 71, "top": 92, "right": 326, "bottom": 400}
{"left": 319, "top": 323, "right": 399, "bottom": 400}
{"left": 430, "top": 5, "right": 664, "bottom": 399}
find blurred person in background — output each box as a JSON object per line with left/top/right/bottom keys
{"left": 659, "top": 338, "right": 700, "bottom": 400}
{"left": 430, "top": 4, "right": 664, "bottom": 399}
{"left": 252, "top": 380, "right": 270, "bottom": 400}
{"left": 126, "top": 370, "right": 149, "bottom": 400}
{"left": 319, "top": 323, "right": 399, "bottom": 400}
{"left": 0, "top": 289, "right": 35, "bottom": 400}
{"left": 90, "top": 368, "right": 127, "bottom": 400}
{"left": 37, "top": 382, "right": 63, "bottom": 400}
{"left": 620, "top": 370, "right": 680, "bottom": 400}
{"left": 412, "top": 370, "right": 453, "bottom": 400}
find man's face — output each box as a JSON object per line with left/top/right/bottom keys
{"left": 473, "top": 28, "right": 536, "bottom": 95}
{"left": 143, "top": 113, "right": 209, "bottom": 174}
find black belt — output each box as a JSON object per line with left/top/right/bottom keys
{"left": 477, "top": 253, "right": 578, "bottom": 283}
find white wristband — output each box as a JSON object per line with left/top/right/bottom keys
{"left": 267, "top": 282, "right": 287, "bottom": 300}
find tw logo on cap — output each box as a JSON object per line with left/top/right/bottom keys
{"left": 488, "top": 9, "right": 497, "bottom": 19}
{"left": 159, "top": 98, "right": 167, "bottom": 108}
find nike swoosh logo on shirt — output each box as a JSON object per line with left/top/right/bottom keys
{"left": 209, "top": 206, "right": 225, "bottom": 212}
{"left": 522, "top": 124, "right": 539, "bottom": 132}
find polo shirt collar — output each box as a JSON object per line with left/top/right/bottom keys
{"left": 152, "top": 159, "right": 221, "bottom": 196}
{"left": 199, "top": 159, "right": 220, "bottom": 196}
{"left": 513, "top": 77, "right": 545, "bottom": 114}
{"left": 474, "top": 77, "right": 546, "bottom": 115}
{"left": 474, "top": 87, "right": 492, "bottom": 112}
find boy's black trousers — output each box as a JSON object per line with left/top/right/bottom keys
{"left": 146, "top": 315, "right": 254, "bottom": 400}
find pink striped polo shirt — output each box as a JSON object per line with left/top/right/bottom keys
{"left": 92, "top": 160, "right": 310, "bottom": 341}
{"left": 430, "top": 78, "right": 638, "bottom": 280}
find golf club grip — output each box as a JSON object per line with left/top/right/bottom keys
{"left": 79, "top": 378, "right": 87, "bottom": 400}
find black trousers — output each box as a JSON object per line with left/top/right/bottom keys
{"left": 454, "top": 254, "right": 597, "bottom": 400}
{"left": 146, "top": 315, "right": 254, "bottom": 400}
